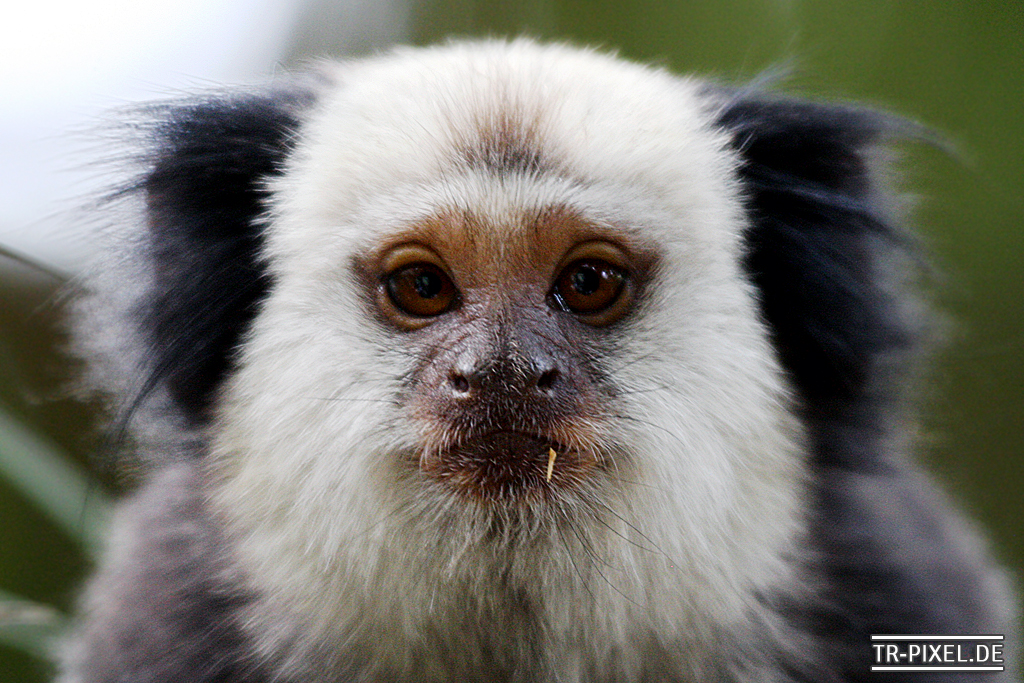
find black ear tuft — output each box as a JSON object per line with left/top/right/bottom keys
{"left": 132, "top": 83, "right": 319, "bottom": 423}
{"left": 716, "top": 95, "right": 917, "bottom": 411}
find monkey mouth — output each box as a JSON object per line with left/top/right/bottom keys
{"left": 421, "top": 430, "right": 596, "bottom": 502}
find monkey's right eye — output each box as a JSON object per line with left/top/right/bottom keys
{"left": 385, "top": 263, "right": 457, "bottom": 317}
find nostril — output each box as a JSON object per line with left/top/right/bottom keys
{"left": 449, "top": 372, "right": 471, "bottom": 395}
{"left": 536, "top": 368, "right": 560, "bottom": 393}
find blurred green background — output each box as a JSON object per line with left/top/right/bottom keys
{"left": 2, "top": 1, "right": 1021, "bottom": 680}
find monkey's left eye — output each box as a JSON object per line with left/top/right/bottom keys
{"left": 552, "top": 259, "right": 628, "bottom": 322}
{"left": 385, "top": 263, "right": 457, "bottom": 317}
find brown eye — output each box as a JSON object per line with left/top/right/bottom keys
{"left": 553, "top": 259, "right": 627, "bottom": 317}
{"left": 385, "top": 263, "right": 456, "bottom": 317}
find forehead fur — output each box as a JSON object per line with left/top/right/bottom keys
{"left": 268, "top": 39, "right": 744, "bottom": 268}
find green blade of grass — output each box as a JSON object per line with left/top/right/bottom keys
{"left": 0, "top": 407, "right": 110, "bottom": 557}
{"left": 0, "top": 588, "right": 67, "bottom": 660}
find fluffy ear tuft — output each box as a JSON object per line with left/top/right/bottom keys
{"left": 128, "top": 83, "right": 319, "bottom": 423}
{"left": 717, "top": 95, "right": 919, "bottom": 413}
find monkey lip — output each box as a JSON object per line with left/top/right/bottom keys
{"left": 422, "top": 430, "right": 594, "bottom": 502}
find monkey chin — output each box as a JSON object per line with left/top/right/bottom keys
{"left": 419, "top": 430, "right": 600, "bottom": 504}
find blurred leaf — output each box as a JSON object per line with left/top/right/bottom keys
{"left": 0, "top": 245, "right": 68, "bottom": 283}
{"left": 0, "top": 589, "right": 66, "bottom": 660}
{"left": 0, "top": 408, "right": 110, "bottom": 557}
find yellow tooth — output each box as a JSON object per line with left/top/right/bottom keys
{"left": 546, "top": 448, "right": 557, "bottom": 482}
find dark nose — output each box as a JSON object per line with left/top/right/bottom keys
{"left": 447, "top": 354, "right": 561, "bottom": 399}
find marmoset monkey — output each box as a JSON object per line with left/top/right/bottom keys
{"left": 62, "top": 39, "right": 1014, "bottom": 683}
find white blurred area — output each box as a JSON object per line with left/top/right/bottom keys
{"left": 0, "top": 0, "right": 409, "bottom": 273}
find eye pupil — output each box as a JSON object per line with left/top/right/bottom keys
{"left": 414, "top": 272, "right": 442, "bottom": 298}
{"left": 571, "top": 266, "right": 601, "bottom": 296}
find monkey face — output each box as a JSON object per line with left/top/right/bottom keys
{"left": 208, "top": 42, "right": 804, "bottom": 537}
